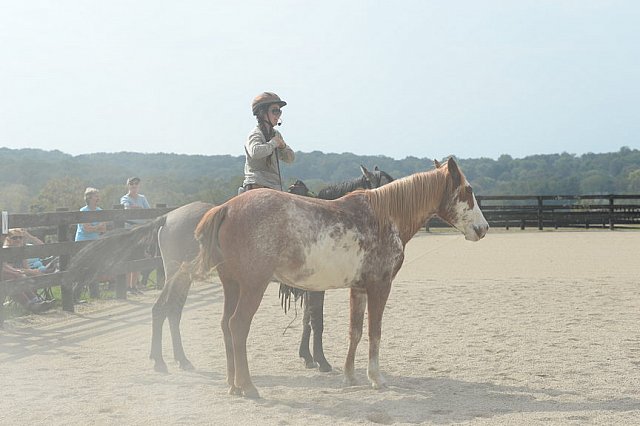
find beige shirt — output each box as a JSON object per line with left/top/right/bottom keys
{"left": 243, "top": 126, "right": 295, "bottom": 190}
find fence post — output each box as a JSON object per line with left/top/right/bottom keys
{"left": 609, "top": 196, "right": 615, "bottom": 230}
{"left": 112, "top": 204, "right": 127, "bottom": 300}
{"left": 57, "top": 207, "right": 74, "bottom": 312}
{"left": 537, "top": 197, "right": 543, "bottom": 230}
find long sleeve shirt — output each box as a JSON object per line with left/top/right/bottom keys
{"left": 243, "top": 126, "right": 295, "bottom": 190}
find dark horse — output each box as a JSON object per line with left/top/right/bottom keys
{"left": 65, "top": 201, "right": 214, "bottom": 371}
{"left": 65, "top": 166, "right": 393, "bottom": 373}
{"left": 195, "top": 158, "right": 489, "bottom": 398}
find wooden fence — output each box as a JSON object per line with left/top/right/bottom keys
{"left": 0, "top": 206, "right": 174, "bottom": 324}
{"left": 428, "top": 194, "right": 640, "bottom": 230}
{"left": 3, "top": 194, "right": 639, "bottom": 324}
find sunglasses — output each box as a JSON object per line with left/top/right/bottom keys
{"left": 269, "top": 108, "right": 282, "bottom": 116}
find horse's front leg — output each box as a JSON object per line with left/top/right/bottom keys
{"left": 344, "top": 287, "right": 366, "bottom": 386}
{"left": 308, "top": 290, "right": 331, "bottom": 372}
{"left": 229, "top": 281, "right": 269, "bottom": 399}
{"left": 366, "top": 283, "right": 392, "bottom": 389}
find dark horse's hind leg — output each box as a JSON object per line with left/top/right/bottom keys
{"left": 150, "top": 265, "right": 194, "bottom": 372}
{"left": 299, "top": 291, "right": 332, "bottom": 372}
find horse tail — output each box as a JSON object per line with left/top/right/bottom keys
{"left": 65, "top": 214, "right": 167, "bottom": 288}
{"left": 194, "top": 205, "right": 227, "bottom": 275}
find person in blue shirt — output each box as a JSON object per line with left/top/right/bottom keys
{"left": 74, "top": 187, "right": 107, "bottom": 298}
{"left": 120, "top": 177, "right": 151, "bottom": 228}
{"left": 120, "top": 177, "right": 151, "bottom": 294}
{"left": 75, "top": 187, "right": 107, "bottom": 242}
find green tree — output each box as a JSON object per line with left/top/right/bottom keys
{"left": 628, "top": 169, "right": 640, "bottom": 193}
{"left": 32, "top": 177, "right": 86, "bottom": 212}
{"left": 0, "top": 183, "right": 31, "bottom": 213}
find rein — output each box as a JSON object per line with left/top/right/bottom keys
{"left": 275, "top": 146, "right": 283, "bottom": 191}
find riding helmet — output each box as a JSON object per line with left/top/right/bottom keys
{"left": 251, "top": 92, "right": 287, "bottom": 116}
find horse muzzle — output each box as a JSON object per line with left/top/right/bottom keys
{"left": 465, "top": 223, "right": 489, "bottom": 241}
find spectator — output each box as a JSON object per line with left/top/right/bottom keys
{"left": 2, "top": 229, "right": 53, "bottom": 313}
{"left": 4, "top": 228, "right": 45, "bottom": 275}
{"left": 75, "top": 187, "right": 107, "bottom": 241}
{"left": 120, "top": 177, "right": 150, "bottom": 295}
{"left": 75, "top": 187, "right": 108, "bottom": 298}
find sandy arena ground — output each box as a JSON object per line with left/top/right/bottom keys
{"left": 1, "top": 229, "right": 639, "bottom": 425}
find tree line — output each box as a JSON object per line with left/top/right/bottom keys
{"left": 0, "top": 146, "right": 638, "bottom": 213}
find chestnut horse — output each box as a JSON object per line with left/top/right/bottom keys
{"left": 195, "top": 158, "right": 489, "bottom": 398}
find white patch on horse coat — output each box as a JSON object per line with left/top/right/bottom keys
{"left": 278, "top": 222, "right": 366, "bottom": 291}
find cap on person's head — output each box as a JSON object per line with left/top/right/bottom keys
{"left": 127, "top": 177, "right": 141, "bottom": 185}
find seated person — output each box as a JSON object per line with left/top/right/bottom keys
{"left": 3, "top": 228, "right": 44, "bottom": 276}
{"left": 2, "top": 229, "right": 53, "bottom": 313}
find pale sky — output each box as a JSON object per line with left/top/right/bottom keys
{"left": 1, "top": 1, "right": 638, "bottom": 160}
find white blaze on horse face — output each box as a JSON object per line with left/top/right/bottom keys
{"left": 452, "top": 192, "right": 489, "bottom": 242}
{"left": 280, "top": 223, "right": 366, "bottom": 291}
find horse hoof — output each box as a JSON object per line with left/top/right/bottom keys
{"left": 317, "top": 361, "right": 332, "bottom": 373}
{"left": 179, "top": 359, "right": 195, "bottom": 371}
{"left": 228, "top": 386, "right": 242, "bottom": 396}
{"left": 304, "top": 360, "right": 318, "bottom": 369}
{"left": 300, "top": 356, "right": 317, "bottom": 369}
{"left": 344, "top": 376, "right": 358, "bottom": 387}
{"left": 153, "top": 361, "right": 168, "bottom": 373}
{"left": 370, "top": 378, "right": 387, "bottom": 390}
{"left": 242, "top": 386, "right": 260, "bottom": 399}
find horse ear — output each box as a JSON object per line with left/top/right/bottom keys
{"left": 447, "top": 157, "right": 462, "bottom": 186}
{"left": 360, "top": 165, "right": 374, "bottom": 181}
{"left": 433, "top": 159, "right": 442, "bottom": 169}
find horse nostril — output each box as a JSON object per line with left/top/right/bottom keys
{"left": 474, "top": 224, "right": 488, "bottom": 239}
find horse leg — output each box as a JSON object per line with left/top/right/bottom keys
{"left": 150, "top": 277, "right": 174, "bottom": 373}
{"left": 150, "top": 264, "right": 193, "bottom": 372}
{"left": 365, "top": 283, "right": 392, "bottom": 389}
{"left": 168, "top": 275, "right": 193, "bottom": 370}
{"left": 150, "top": 298, "right": 169, "bottom": 373}
{"left": 219, "top": 278, "right": 241, "bottom": 395}
{"left": 308, "top": 290, "right": 332, "bottom": 372}
{"left": 229, "top": 282, "right": 269, "bottom": 399}
{"left": 344, "top": 287, "right": 366, "bottom": 386}
{"left": 298, "top": 292, "right": 315, "bottom": 368}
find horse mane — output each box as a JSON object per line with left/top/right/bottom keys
{"left": 364, "top": 167, "right": 448, "bottom": 242}
{"left": 317, "top": 175, "right": 370, "bottom": 200}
